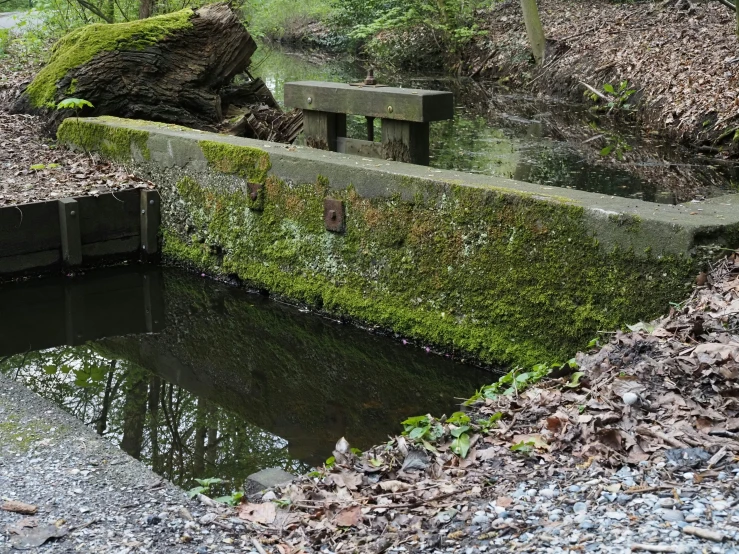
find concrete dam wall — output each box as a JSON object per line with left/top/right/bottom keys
{"left": 58, "top": 116, "right": 739, "bottom": 366}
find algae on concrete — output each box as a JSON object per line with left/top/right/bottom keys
{"left": 58, "top": 117, "right": 739, "bottom": 368}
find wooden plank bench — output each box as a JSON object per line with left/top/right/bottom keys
{"left": 284, "top": 80, "right": 454, "bottom": 166}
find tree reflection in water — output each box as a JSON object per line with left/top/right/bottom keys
{"left": 0, "top": 348, "right": 309, "bottom": 495}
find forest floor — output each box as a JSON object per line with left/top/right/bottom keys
{"left": 0, "top": 57, "right": 143, "bottom": 206}
{"left": 467, "top": 0, "right": 739, "bottom": 152}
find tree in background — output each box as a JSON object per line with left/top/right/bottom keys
{"left": 520, "top": 0, "right": 545, "bottom": 64}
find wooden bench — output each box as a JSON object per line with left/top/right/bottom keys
{"left": 284, "top": 80, "right": 454, "bottom": 166}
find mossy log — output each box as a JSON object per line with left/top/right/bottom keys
{"left": 11, "top": 4, "right": 258, "bottom": 132}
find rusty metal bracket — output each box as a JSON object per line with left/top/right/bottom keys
{"left": 247, "top": 182, "right": 264, "bottom": 210}
{"left": 323, "top": 198, "right": 346, "bottom": 233}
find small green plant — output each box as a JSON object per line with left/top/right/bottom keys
{"left": 213, "top": 491, "right": 244, "bottom": 506}
{"left": 586, "top": 80, "right": 636, "bottom": 113}
{"left": 510, "top": 440, "right": 536, "bottom": 455}
{"left": 401, "top": 414, "right": 444, "bottom": 442}
{"left": 465, "top": 358, "right": 578, "bottom": 405}
{"left": 186, "top": 477, "right": 224, "bottom": 499}
{"left": 29, "top": 164, "right": 46, "bottom": 171}
{"left": 325, "top": 455, "right": 336, "bottom": 469}
{"left": 599, "top": 134, "right": 632, "bottom": 161}
{"left": 56, "top": 97, "right": 93, "bottom": 113}
{"left": 476, "top": 412, "right": 503, "bottom": 432}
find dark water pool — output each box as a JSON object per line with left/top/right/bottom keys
{"left": 0, "top": 267, "right": 494, "bottom": 495}
{"left": 251, "top": 46, "right": 738, "bottom": 204}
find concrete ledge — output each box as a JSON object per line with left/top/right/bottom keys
{"left": 58, "top": 117, "right": 739, "bottom": 366}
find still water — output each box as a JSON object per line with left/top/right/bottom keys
{"left": 0, "top": 268, "right": 494, "bottom": 495}
{"left": 251, "top": 46, "right": 737, "bottom": 204}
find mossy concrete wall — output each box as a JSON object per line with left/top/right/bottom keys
{"left": 58, "top": 117, "right": 739, "bottom": 367}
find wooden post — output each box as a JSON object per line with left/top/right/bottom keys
{"left": 303, "top": 111, "right": 347, "bottom": 151}
{"left": 520, "top": 0, "right": 546, "bottom": 65}
{"left": 381, "top": 120, "right": 430, "bottom": 165}
{"left": 58, "top": 198, "right": 82, "bottom": 268}
{"left": 140, "top": 189, "right": 160, "bottom": 260}
{"left": 142, "top": 271, "right": 165, "bottom": 333}
{"left": 64, "top": 283, "right": 85, "bottom": 346}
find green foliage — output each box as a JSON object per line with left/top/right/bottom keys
{"left": 330, "top": 0, "right": 487, "bottom": 65}
{"left": 586, "top": 80, "right": 636, "bottom": 113}
{"left": 0, "top": 29, "right": 9, "bottom": 57}
{"left": 465, "top": 358, "right": 579, "bottom": 405}
{"left": 246, "top": 0, "right": 331, "bottom": 41}
{"left": 187, "top": 477, "right": 224, "bottom": 498}
{"left": 510, "top": 439, "right": 535, "bottom": 454}
{"left": 56, "top": 97, "right": 92, "bottom": 110}
{"left": 214, "top": 491, "right": 244, "bottom": 506}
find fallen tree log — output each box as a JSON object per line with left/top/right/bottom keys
{"left": 11, "top": 3, "right": 294, "bottom": 137}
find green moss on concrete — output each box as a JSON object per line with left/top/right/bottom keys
{"left": 58, "top": 118, "right": 150, "bottom": 161}
{"left": 199, "top": 140, "right": 272, "bottom": 183}
{"left": 162, "top": 173, "right": 696, "bottom": 367}
{"left": 26, "top": 9, "right": 193, "bottom": 108}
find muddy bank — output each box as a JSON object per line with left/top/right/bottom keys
{"left": 468, "top": 0, "right": 739, "bottom": 153}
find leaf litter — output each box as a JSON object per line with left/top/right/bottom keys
{"left": 1, "top": 58, "right": 145, "bottom": 206}
{"left": 231, "top": 252, "right": 739, "bottom": 552}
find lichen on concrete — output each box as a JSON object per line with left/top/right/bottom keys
{"left": 25, "top": 8, "right": 193, "bottom": 108}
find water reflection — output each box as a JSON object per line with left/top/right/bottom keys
{"left": 0, "top": 268, "right": 494, "bottom": 493}
{"left": 251, "top": 46, "right": 736, "bottom": 203}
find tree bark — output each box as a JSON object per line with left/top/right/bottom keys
{"left": 12, "top": 3, "right": 258, "bottom": 132}
{"left": 138, "top": 0, "right": 153, "bottom": 19}
{"left": 520, "top": 0, "right": 546, "bottom": 65}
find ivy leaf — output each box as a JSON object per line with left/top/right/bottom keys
{"left": 450, "top": 433, "right": 471, "bottom": 458}
{"left": 409, "top": 426, "right": 428, "bottom": 440}
{"left": 566, "top": 372, "right": 585, "bottom": 388}
{"left": 450, "top": 425, "right": 471, "bottom": 438}
{"left": 603, "top": 83, "right": 615, "bottom": 94}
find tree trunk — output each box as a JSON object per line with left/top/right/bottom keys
{"left": 120, "top": 369, "right": 148, "bottom": 460}
{"left": 11, "top": 3, "right": 258, "bottom": 132}
{"left": 138, "top": 0, "right": 153, "bottom": 19}
{"left": 520, "top": 0, "right": 546, "bottom": 65}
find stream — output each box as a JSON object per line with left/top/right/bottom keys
{"left": 0, "top": 267, "right": 494, "bottom": 497}
{"left": 251, "top": 46, "right": 738, "bottom": 204}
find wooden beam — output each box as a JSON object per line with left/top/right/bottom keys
{"left": 303, "top": 111, "right": 346, "bottom": 151}
{"left": 382, "top": 120, "right": 430, "bottom": 166}
{"left": 58, "top": 198, "right": 82, "bottom": 268}
{"left": 140, "top": 189, "right": 160, "bottom": 259}
{"left": 336, "top": 137, "right": 385, "bottom": 159}
{"left": 285, "top": 81, "right": 454, "bottom": 122}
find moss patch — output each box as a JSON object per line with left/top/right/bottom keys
{"left": 162, "top": 162, "right": 696, "bottom": 367}
{"left": 26, "top": 8, "right": 193, "bottom": 108}
{"left": 58, "top": 118, "right": 150, "bottom": 161}
{"left": 199, "top": 140, "right": 272, "bottom": 182}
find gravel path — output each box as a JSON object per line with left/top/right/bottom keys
{"left": 0, "top": 373, "right": 262, "bottom": 553}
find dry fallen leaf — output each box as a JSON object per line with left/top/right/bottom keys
{"left": 496, "top": 496, "right": 514, "bottom": 508}
{"left": 334, "top": 505, "right": 362, "bottom": 527}
{"left": 238, "top": 502, "right": 276, "bottom": 525}
{"left": 1, "top": 501, "right": 38, "bottom": 515}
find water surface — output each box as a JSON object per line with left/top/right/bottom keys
{"left": 252, "top": 46, "right": 737, "bottom": 203}
{"left": 0, "top": 267, "right": 494, "bottom": 495}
